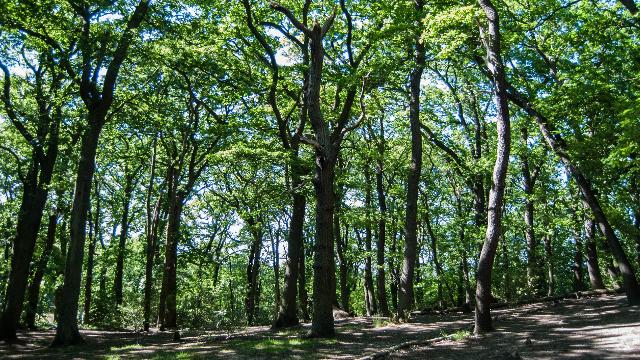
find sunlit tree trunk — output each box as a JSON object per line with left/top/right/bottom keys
{"left": 474, "top": 0, "right": 512, "bottom": 334}
{"left": 398, "top": 0, "right": 426, "bottom": 319}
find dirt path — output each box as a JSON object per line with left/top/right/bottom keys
{"left": 0, "top": 294, "right": 637, "bottom": 359}
{"left": 392, "top": 294, "right": 640, "bottom": 359}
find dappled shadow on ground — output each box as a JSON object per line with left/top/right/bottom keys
{"left": 391, "top": 294, "right": 640, "bottom": 359}
{"left": 0, "top": 295, "right": 636, "bottom": 359}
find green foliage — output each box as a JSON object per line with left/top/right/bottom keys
{"left": 0, "top": 0, "right": 638, "bottom": 339}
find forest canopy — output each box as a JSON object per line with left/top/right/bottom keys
{"left": 0, "top": 0, "right": 639, "bottom": 349}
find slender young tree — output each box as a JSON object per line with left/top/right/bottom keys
{"left": 474, "top": 0, "right": 512, "bottom": 334}
{"left": 398, "top": 0, "right": 426, "bottom": 319}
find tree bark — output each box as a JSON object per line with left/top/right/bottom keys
{"left": 474, "top": 0, "right": 512, "bottom": 334}
{"left": 159, "top": 161, "right": 184, "bottom": 330}
{"left": 53, "top": 121, "right": 103, "bottom": 345}
{"left": 398, "top": 0, "right": 426, "bottom": 319}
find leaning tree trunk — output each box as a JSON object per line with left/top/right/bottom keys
{"left": 503, "top": 72, "right": 640, "bottom": 306}
{"left": 474, "top": 0, "right": 512, "bottom": 334}
{"left": 398, "top": 0, "right": 426, "bottom": 319}
{"left": 24, "top": 214, "right": 57, "bottom": 329}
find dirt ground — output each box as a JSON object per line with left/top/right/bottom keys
{"left": 0, "top": 294, "right": 637, "bottom": 359}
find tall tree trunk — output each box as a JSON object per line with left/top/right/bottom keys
{"left": 143, "top": 138, "right": 160, "bottom": 331}
{"left": 24, "top": 214, "right": 57, "bottom": 329}
{"left": 273, "top": 170, "right": 306, "bottom": 328}
{"left": 634, "top": 209, "right": 640, "bottom": 271}
{"left": 425, "top": 200, "right": 454, "bottom": 308}
{"left": 543, "top": 230, "right": 555, "bottom": 297}
{"left": 584, "top": 216, "right": 605, "bottom": 290}
{"left": 398, "top": 0, "right": 426, "bottom": 319}
{"left": 571, "top": 209, "right": 585, "bottom": 292}
{"left": 270, "top": 227, "right": 281, "bottom": 317}
{"left": 114, "top": 171, "right": 135, "bottom": 306}
{"left": 0, "top": 60, "right": 60, "bottom": 342}
{"left": 453, "top": 192, "right": 473, "bottom": 313}
{"left": 83, "top": 181, "right": 100, "bottom": 324}
{"left": 298, "top": 238, "right": 309, "bottom": 322}
{"left": 311, "top": 154, "right": 337, "bottom": 336}
{"left": 52, "top": 1, "right": 149, "bottom": 346}
{"left": 520, "top": 128, "right": 541, "bottom": 296}
{"left": 335, "top": 210, "right": 350, "bottom": 312}
{"left": 159, "top": 165, "right": 184, "bottom": 330}
{"left": 364, "top": 165, "right": 376, "bottom": 316}
{"left": 474, "top": 0, "right": 512, "bottom": 334}
{"left": 245, "top": 218, "right": 263, "bottom": 326}
{"left": 53, "top": 121, "right": 103, "bottom": 346}
{"left": 374, "top": 117, "right": 390, "bottom": 316}
{"left": 389, "top": 211, "right": 399, "bottom": 311}
{"left": 0, "top": 182, "right": 47, "bottom": 340}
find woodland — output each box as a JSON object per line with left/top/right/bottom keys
{"left": 0, "top": 0, "right": 640, "bottom": 358}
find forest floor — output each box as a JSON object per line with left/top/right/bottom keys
{"left": 0, "top": 294, "right": 638, "bottom": 359}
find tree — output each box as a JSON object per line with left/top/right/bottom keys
{"left": 0, "top": 47, "right": 62, "bottom": 342}
{"left": 474, "top": 0, "right": 512, "bottom": 334}
{"left": 398, "top": 0, "right": 426, "bottom": 319}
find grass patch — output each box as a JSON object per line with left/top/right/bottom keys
{"left": 109, "top": 343, "right": 145, "bottom": 352}
{"left": 440, "top": 329, "right": 471, "bottom": 341}
{"left": 226, "top": 337, "right": 337, "bottom": 356}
